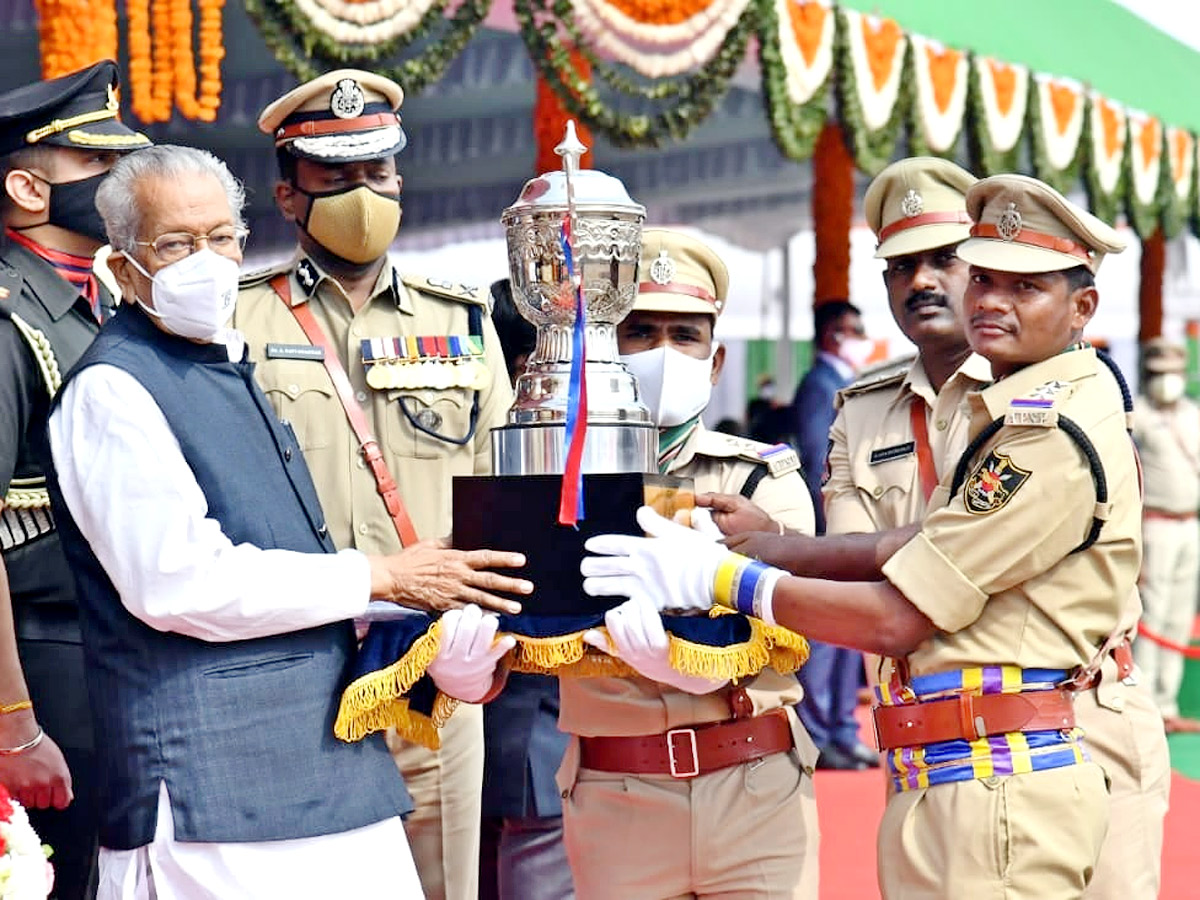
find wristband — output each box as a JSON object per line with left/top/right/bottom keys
{"left": 713, "top": 553, "right": 787, "bottom": 621}
{"left": 0, "top": 727, "right": 44, "bottom": 756}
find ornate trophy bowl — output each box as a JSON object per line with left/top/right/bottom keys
{"left": 492, "top": 125, "right": 654, "bottom": 475}
{"left": 453, "top": 123, "right": 693, "bottom": 618}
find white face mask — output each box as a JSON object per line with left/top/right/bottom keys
{"left": 621, "top": 342, "right": 718, "bottom": 428}
{"left": 1147, "top": 372, "right": 1186, "bottom": 405}
{"left": 836, "top": 335, "right": 876, "bottom": 370}
{"left": 126, "top": 248, "right": 239, "bottom": 342}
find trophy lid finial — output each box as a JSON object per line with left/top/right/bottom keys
{"left": 555, "top": 120, "right": 587, "bottom": 178}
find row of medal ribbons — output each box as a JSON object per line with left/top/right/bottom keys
{"left": 362, "top": 335, "right": 491, "bottom": 391}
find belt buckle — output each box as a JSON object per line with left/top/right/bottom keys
{"left": 666, "top": 728, "right": 700, "bottom": 778}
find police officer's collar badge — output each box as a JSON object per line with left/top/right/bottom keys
{"left": 649, "top": 250, "right": 675, "bottom": 285}
{"left": 996, "top": 202, "right": 1023, "bottom": 242}
{"left": 330, "top": 79, "right": 366, "bottom": 119}
{"left": 900, "top": 189, "right": 923, "bottom": 218}
{"left": 964, "top": 449, "right": 1030, "bottom": 514}
{"left": 296, "top": 258, "right": 321, "bottom": 297}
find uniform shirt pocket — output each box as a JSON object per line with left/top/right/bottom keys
{"left": 257, "top": 362, "right": 337, "bottom": 451}
{"left": 855, "top": 451, "right": 918, "bottom": 505}
{"left": 384, "top": 388, "right": 473, "bottom": 459}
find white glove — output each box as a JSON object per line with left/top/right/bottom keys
{"left": 581, "top": 505, "right": 730, "bottom": 614}
{"left": 688, "top": 506, "right": 725, "bottom": 540}
{"left": 426, "top": 605, "right": 516, "bottom": 702}
{"left": 582, "top": 592, "right": 728, "bottom": 695}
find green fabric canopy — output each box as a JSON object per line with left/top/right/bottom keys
{"left": 843, "top": 0, "right": 1200, "bottom": 132}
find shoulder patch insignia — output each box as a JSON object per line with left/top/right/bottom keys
{"left": 755, "top": 443, "right": 800, "bottom": 477}
{"left": 1004, "top": 379, "right": 1072, "bottom": 427}
{"left": 401, "top": 274, "right": 487, "bottom": 309}
{"left": 964, "top": 449, "right": 1031, "bottom": 515}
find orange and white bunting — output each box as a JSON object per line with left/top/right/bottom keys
{"left": 908, "top": 33, "right": 967, "bottom": 152}
{"left": 842, "top": 8, "right": 907, "bottom": 132}
{"left": 974, "top": 56, "right": 1028, "bottom": 154}
{"left": 293, "top": 0, "right": 441, "bottom": 43}
{"left": 571, "top": 0, "right": 752, "bottom": 78}
{"left": 1127, "top": 110, "right": 1162, "bottom": 207}
{"left": 1033, "top": 74, "right": 1084, "bottom": 172}
{"left": 1167, "top": 126, "right": 1194, "bottom": 203}
{"left": 1087, "top": 93, "right": 1126, "bottom": 196}
{"left": 775, "top": 0, "right": 835, "bottom": 106}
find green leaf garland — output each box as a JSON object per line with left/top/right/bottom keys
{"left": 964, "top": 57, "right": 1024, "bottom": 176}
{"left": 516, "top": 0, "right": 756, "bottom": 148}
{"left": 833, "top": 6, "right": 910, "bottom": 177}
{"left": 756, "top": 0, "right": 828, "bottom": 162}
{"left": 244, "top": 0, "right": 491, "bottom": 95}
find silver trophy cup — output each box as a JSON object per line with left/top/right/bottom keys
{"left": 491, "top": 123, "right": 655, "bottom": 476}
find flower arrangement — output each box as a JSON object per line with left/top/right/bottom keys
{"left": 0, "top": 785, "right": 53, "bottom": 900}
{"left": 32, "top": 0, "right": 118, "bottom": 79}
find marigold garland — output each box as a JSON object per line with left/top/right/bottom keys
{"left": 811, "top": 121, "right": 852, "bottom": 304}
{"left": 965, "top": 56, "right": 1027, "bottom": 175}
{"left": 834, "top": 6, "right": 910, "bottom": 176}
{"left": 1081, "top": 93, "right": 1127, "bottom": 226}
{"left": 1027, "top": 74, "right": 1083, "bottom": 195}
{"left": 1161, "top": 127, "right": 1193, "bottom": 239}
{"left": 517, "top": 0, "right": 755, "bottom": 147}
{"left": 244, "top": 0, "right": 489, "bottom": 96}
{"left": 534, "top": 49, "right": 595, "bottom": 175}
{"left": 758, "top": 0, "right": 830, "bottom": 162}
{"left": 33, "top": 0, "right": 118, "bottom": 79}
{"left": 124, "top": 0, "right": 224, "bottom": 123}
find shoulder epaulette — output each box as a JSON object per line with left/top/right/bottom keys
{"left": 238, "top": 260, "right": 292, "bottom": 290}
{"left": 1003, "top": 379, "right": 1075, "bottom": 428}
{"left": 836, "top": 353, "right": 915, "bottom": 405}
{"left": 401, "top": 274, "right": 489, "bottom": 311}
{"left": 695, "top": 431, "right": 801, "bottom": 477}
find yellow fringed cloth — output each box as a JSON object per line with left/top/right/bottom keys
{"left": 335, "top": 610, "right": 809, "bottom": 749}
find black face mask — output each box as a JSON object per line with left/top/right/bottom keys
{"left": 16, "top": 171, "right": 110, "bottom": 245}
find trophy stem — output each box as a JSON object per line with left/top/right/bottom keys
{"left": 531, "top": 323, "right": 622, "bottom": 365}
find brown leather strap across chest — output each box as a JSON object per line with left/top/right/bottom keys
{"left": 872, "top": 689, "right": 1075, "bottom": 751}
{"left": 579, "top": 708, "right": 793, "bottom": 779}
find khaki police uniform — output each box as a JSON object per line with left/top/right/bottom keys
{"left": 236, "top": 70, "right": 511, "bottom": 900}
{"left": 557, "top": 229, "right": 819, "bottom": 899}
{"left": 558, "top": 429, "right": 818, "bottom": 900}
{"left": 1132, "top": 340, "right": 1200, "bottom": 722}
{"left": 870, "top": 173, "right": 1150, "bottom": 898}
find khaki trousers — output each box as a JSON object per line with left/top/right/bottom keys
{"left": 877, "top": 763, "right": 1109, "bottom": 899}
{"left": 1134, "top": 516, "right": 1200, "bottom": 718}
{"left": 559, "top": 720, "right": 819, "bottom": 900}
{"left": 1077, "top": 676, "right": 1170, "bottom": 900}
{"left": 388, "top": 702, "right": 484, "bottom": 900}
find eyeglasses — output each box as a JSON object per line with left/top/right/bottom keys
{"left": 135, "top": 225, "right": 249, "bottom": 264}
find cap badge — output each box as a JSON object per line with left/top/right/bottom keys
{"left": 900, "top": 189, "right": 923, "bottom": 218}
{"left": 105, "top": 84, "right": 119, "bottom": 114}
{"left": 649, "top": 250, "right": 675, "bottom": 285}
{"left": 330, "top": 79, "right": 366, "bottom": 120}
{"left": 997, "top": 202, "right": 1023, "bottom": 242}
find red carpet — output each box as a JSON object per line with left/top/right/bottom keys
{"left": 815, "top": 709, "right": 1200, "bottom": 898}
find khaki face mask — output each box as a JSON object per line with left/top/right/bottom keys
{"left": 298, "top": 184, "right": 401, "bottom": 264}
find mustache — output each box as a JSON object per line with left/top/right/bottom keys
{"left": 969, "top": 313, "right": 1010, "bottom": 330}
{"left": 904, "top": 290, "right": 948, "bottom": 312}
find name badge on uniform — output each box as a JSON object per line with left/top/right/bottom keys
{"left": 266, "top": 343, "right": 324, "bottom": 362}
{"left": 869, "top": 442, "right": 915, "bottom": 465}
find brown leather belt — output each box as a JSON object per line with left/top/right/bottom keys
{"left": 872, "top": 690, "right": 1075, "bottom": 751}
{"left": 1144, "top": 508, "right": 1198, "bottom": 521}
{"left": 579, "top": 709, "right": 793, "bottom": 779}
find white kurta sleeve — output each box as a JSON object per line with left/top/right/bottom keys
{"left": 49, "top": 364, "right": 370, "bottom": 642}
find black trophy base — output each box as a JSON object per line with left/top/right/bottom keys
{"left": 452, "top": 472, "right": 694, "bottom": 617}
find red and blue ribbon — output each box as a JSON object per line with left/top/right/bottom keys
{"left": 558, "top": 215, "right": 587, "bottom": 526}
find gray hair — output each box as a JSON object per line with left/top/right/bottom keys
{"left": 95, "top": 145, "right": 247, "bottom": 252}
